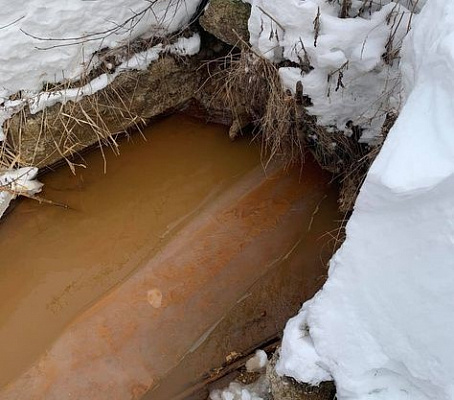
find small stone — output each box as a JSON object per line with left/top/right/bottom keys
{"left": 147, "top": 289, "right": 162, "bottom": 308}
{"left": 200, "top": 0, "right": 251, "bottom": 47}
{"left": 246, "top": 349, "right": 268, "bottom": 372}
{"left": 266, "top": 349, "right": 336, "bottom": 400}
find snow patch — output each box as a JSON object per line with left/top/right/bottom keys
{"left": 115, "top": 45, "right": 164, "bottom": 73}
{"left": 166, "top": 33, "right": 201, "bottom": 56}
{"left": 210, "top": 351, "right": 269, "bottom": 400}
{"left": 246, "top": 350, "right": 268, "bottom": 373}
{"left": 0, "top": 30, "right": 201, "bottom": 139}
{"left": 0, "top": 0, "right": 202, "bottom": 96}
{"left": 276, "top": 307, "right": 331, "bottom": 384}
{"left": 28, "top": 44, "right": 164, "bottom": 115}
{"left": 0, "top": 168, "right": 42, "bottom": 219}
{"left": 209, "top": 376, "right": 269, "bottom": 400}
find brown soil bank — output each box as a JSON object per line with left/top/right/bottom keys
{"left": 3, "top": 55, "right": 203, "bottom": 168}
{"left": 0, "top": 118, "right": 339, "bottom": 400}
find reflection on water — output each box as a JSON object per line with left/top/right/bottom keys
{"left": 0, "top": 115, "right": 260, "bottom": 388}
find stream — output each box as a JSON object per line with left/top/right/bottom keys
{"left": 0, "top": 114, "right": 340, "bottom": 399}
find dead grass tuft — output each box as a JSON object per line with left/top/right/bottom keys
{"left": 1, "top": 73, "right": 147, "bottom": 173}
{"left": 202, "top": 45, "right": 306, "bottom": 167}
{"left": 203, "top": 42, "right": 392, "bottom": 212}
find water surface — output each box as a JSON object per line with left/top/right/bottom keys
{"left": 0, "top": 115, "right": 260, "bottom": 387}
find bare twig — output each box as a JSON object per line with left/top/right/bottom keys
{"left": 313, "top": 7, "right": 321, "bottom": 47}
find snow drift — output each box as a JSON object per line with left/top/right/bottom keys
{"left": 0, "top": 0, "right": 201, "bottom": 96}
{"left": 277, "top": 0, "right": 454, "bottom": 399}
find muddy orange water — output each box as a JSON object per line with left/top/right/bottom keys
{"left": 0, "top": 114, "right": 340, "bottom": 400}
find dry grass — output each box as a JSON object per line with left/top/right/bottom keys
{"left": 202, "top": 46, "right": 306, "bottom": 167}
{"left": 200, "top": 0, "right": 413, "bottom": 213}
{"left": 0, "top": 59, "right": 166, "bottom": 215}
{"left": 337, "top": 111, "right": 396, "bottom": 212}
{"left": 0, "top": 72, "right": 147, "bottom": 173}
{"left": 203, "top": 42, "right": 391, "bottom": 212}
{"left": 0, "top": 79, "right": 146, "bottom": 212}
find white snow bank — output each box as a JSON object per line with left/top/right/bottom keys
{"left": 0, "top": 1, "right": 202, "bottom": 137}
{"left": 26, "top": 32, "right": 201, "bottom": 115}
{"left": 0, "top": 42, "right": 165, "bottom": 144}
{"left": 0, "top": 0, "right": 201, "bottom": 96}
{"left": 245, "top": 0, "right": 414, "bottom": 141}
{"left": 0, "top": 1, "right": 202, "bottom": 140}
{"left": 277, "top": 0, "right": 454, "bottom": 399}
{"left": 0, "top": 168, "right": 42, "bottom": 219}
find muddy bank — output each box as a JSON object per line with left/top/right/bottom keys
{"left": 4, "top": 55, "right": 203, "bottom": 168}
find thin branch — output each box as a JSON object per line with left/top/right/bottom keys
{"left": 0, "top": 15, "right": 25, "bottom": 30}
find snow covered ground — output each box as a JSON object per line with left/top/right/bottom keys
{"left": 277, "top": 0, "right": 454, "bottom": 399}
{"left": 0, "top": 0, "right": 202, "bottom": 135}
{"left": 245, "top": 0, "right": 419, "bottom": 142}
{"left": 0, "top": 0, "right": 201, "bottom": 96}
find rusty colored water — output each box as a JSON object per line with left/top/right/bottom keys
{"left": 1, "top": 156, "right": 340, "bottom": 400}
{"left": 148, "top": 171, "right": 340, "bottom": 400}
{"left": 0, "top": 114, "right": 261, "bottom": 388}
